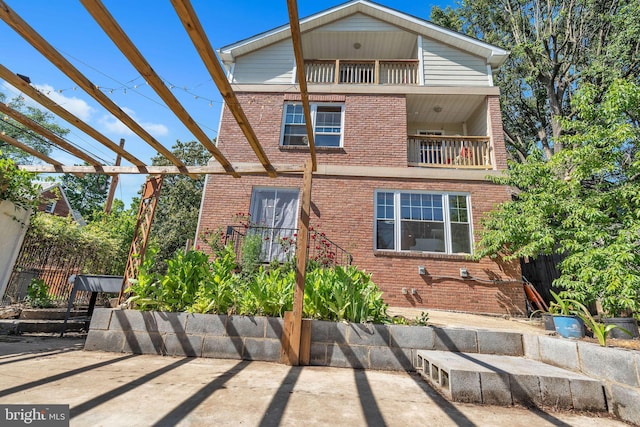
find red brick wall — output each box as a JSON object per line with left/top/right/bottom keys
{"left": 37, "top": 190, "right": 70, "bottom": 217}
{"left": 197, "top": 174, "right": 525, "bottom": 316}
{"left": 201, "top": 90, "right": 523, "bottom": 315}
{"left": 217, "top": 92, "right": 407, "bottom": 167}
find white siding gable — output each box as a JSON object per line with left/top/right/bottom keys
{"left": 232, "top": 39, "right": 294, "bottom": 84}
{"left": 316, "top": 12, "right": 402, "bottom": 32}
{"left": 422, "top": 38, "right": 489, "bottom": 86}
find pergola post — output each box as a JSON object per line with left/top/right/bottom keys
{"left": 118, "top": 175, "right": 164, "bottom": 304}
{"left": 281, "top": 159, "right": 313, "bottom": 365}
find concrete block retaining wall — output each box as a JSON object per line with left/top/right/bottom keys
{"left": 86, "top": 308, "right": 639, "bottom": 424}
{"left": 522, "top": 334, "right": 640, "bottom": 424}
{"left": 86, "top": 309, "right": 524, "bottom": 369}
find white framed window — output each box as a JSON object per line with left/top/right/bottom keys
{"left": 281, "top": 102, "right": 344, "bottom": 147}
{"left": 44, "top": 200, "right": 57, "bottom": 214}
{"left": 375, "top": 190, "right": 473, "bottom": 254}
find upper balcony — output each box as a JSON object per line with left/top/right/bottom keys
{"left": 304, "top": 60, "right": 420, "bottom": 85}
{"left": 407, "top": 135, "right": 492, "bottom": 169}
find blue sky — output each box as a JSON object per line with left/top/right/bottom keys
{"left": 0, "top": 0, "right": 456, "bottom": 207}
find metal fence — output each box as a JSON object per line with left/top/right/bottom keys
{"left": 225, "top": 225, "right": 353, "bottom": 268}
{"left": 3, "top": 233, "right": 118, "bottom": 306}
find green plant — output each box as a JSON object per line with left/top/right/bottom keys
{"left": 573, "top": 302, "right": 632, "bottom": 346}
{"left": 548, "top": 290, "right": 580, "bottom": 315}
{"left": 0, "top": 152, "right": 41, "bottom": 212}
{"left": 24, "top": 278, "right": 55, "bottom": 308}
{"left": 237, "top": 267, "right": 294, "bottom": 317}
{"left": 126, "top": 243, "right": 390, "bottom": 324}
{"left": 415, "top": 311, "right": 429, "bottom": 326}
{"left": 126, "top": 247, "right": 162, "bottom": 311}
{"left": 191, "top": 246, "right": 238, "bottom": 314}
{"left": 200, "top": 227, "right": 228, "bottom": 258}
{"left": 240, "top": 232, "right": 263, "bottom": 278}
{"left": 303, "top": 266, "right": 388, "bottom": 323}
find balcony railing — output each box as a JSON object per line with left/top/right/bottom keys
{"left": 226, "top": 226, "right": 353, "bottom": 268}
{"left": 407, "top": 135, "right": 492, "bottom": 169}
{"left": 304, "top": 60, "right": 419, "bottom": 85}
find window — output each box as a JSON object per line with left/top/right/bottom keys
{"left": 281, "top": 103, "right": 344, "bottom": 147}
{"left": 375, "top": 190, "right": 472, "bottom": 254}
{"left": 44, "top": 200, "right": 57, "bottom": 214}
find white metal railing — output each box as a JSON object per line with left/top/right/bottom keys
{"left": 304, "top": 60, "right": 419, "bottom": 85}
{"left": 407, "top": 135, "right": 492, "bottom": 169}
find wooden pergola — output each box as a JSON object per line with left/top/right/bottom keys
{"left": 0, "top": 0, "right": 316, "bottom": 365}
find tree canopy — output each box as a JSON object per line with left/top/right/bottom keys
{"left": 59, "top": 170, "right": 110, "bottom": 221}
{"left": 430, "top": 0, "right": 640, "bottom": 161}
{"left": 0, "top": 91, "right": 69, "bottom": 163}
{"left": 475, "top": 79, "right": 640, "bottom": 315}
{"left": 149, "top": 140, "right": 210, "bottom": 272}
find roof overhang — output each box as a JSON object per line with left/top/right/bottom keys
{"left": 218, "top": 0, "right": 508, "bottom": 69}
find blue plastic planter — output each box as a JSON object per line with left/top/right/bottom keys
{"left": 553, "top": 315, "right": 585, "bottom": 339}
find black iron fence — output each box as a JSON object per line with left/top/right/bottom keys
{"left": 225, "top": 225, "right": 353, "bottom": 268}
{"left": 3, "top": 233, "right": 117, "bottom": 306}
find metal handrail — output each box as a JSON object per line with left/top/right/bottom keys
{"left": 225, "top": 225, "right": 353, "bottom": 268}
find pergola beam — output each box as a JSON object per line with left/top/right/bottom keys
{"left": 0, "top": 0, "right": 191, "bottom": 175}
{"left": 80, "top": 0, "right": 239, "bottom": 178}
{"left": 0, "top": 132, "right": 63, "bottom": 167}
{"left": 18, "top": 163, "right": 305, "bottom": 175}
{"left": 0, "top": 63, "right": 147, "bottom": 169}
{"left": 286, "top": 0, "right": 317, "bottom": 172}
{"left": 0, "top": 102, "right": 103, "bottom": 167}
{"left": 170, "top": 0, "right": 277, "bottom": 178}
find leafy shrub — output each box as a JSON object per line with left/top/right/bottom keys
{"left": 191, "top": 246, "right": 238, "bottom": 314}
{"left": 239, "top": 232, "right": 263, "bottom": 278}
{"left": 127, "top": 245, "right": 389, "bottom": 323}
{"left": 304, "top": 266, "right": 388, "bottom": 323}
{"left": 25, "top": 278, "right": 55, "bottom": 308}
{"left": 236, "top": 267, "right": 295, "bottom": 317}
{"left": 0, "top": 154, "right": 41, "bottom": 211}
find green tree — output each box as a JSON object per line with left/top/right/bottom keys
{"left": 0, "top": 153, "right": 41, "bottom": 210}
{"left": 85, "top": 199, "right": 137, "bottom": 274}
{"left": 149, "top": 140, "right": 210, "bottom": 273}
{"left": 475, "top": 79, "right": 640, "bottom": 316}
{"left": 430, "top": 0, "right": 640, "bottom": 161}
{"left": 59, "top": 169, "right": 109, "bottom": 221}
{"left": 0, "top": 91, "right": 69, "bottom": 163}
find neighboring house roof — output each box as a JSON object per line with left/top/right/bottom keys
{"left": 218, "top": 0, "right": 509, "bottom": 70}
{"left": 36, "top": 182, "right": 86, "bottom": 226}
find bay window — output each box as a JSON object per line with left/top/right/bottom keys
{"left": 375, "top": 190, "right": 472, "bottom": 254}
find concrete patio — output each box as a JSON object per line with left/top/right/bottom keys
{"left": 0, "top": 335, "right": 627, "bottom": 427}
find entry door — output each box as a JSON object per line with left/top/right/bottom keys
{"left": 250, "top": 188, "right": 300, "bottom": 261}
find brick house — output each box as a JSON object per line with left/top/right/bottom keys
{"left": 196, "top": 0, "right": 526, "bottom": 315}
{"left": 37, "top": 182, "right": 85, "bottom": 225}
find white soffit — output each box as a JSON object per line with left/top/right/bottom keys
{"left": 218, "top": 0, "right": 508, "bottom": 67}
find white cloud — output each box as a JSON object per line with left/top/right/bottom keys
{"left": 33, "top": 84, "right": 95, "bottom": 121}
{"left": 2, "top": 81, "right": 95, "bottom": 122}
{"left": 98, "top": 106, "right": 168, "bottom": 137}
{"left": 99, "top": 114, "right": 133, "bottom": 135}
{"left": 1, "top": 81, "right": 22, "bottom": 98}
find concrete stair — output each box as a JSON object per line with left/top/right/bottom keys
{"left": 0, "top": 308, "right": 89, "bottom": 334}
{"left": 416, "top": 350, "right": 607, "bottom": 411}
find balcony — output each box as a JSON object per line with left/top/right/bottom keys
{"left": 225, "top": 225, "right": 353, "bottom": 268}
{"left": 304, "top": 60, "right": 419, "bottom": 85}
{"left": 407, "top": 135, "right": 492, "bottom": 169}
